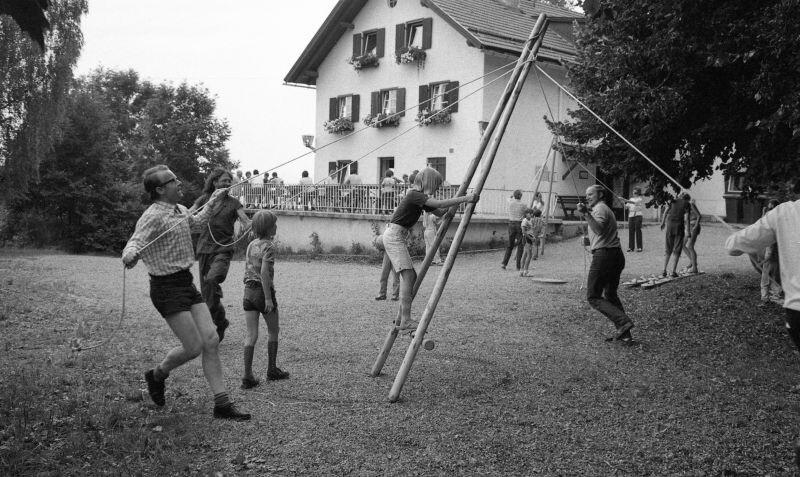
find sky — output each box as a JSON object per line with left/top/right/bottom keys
{"left": 75, "top": 0, "right": 340, "bottom": 182}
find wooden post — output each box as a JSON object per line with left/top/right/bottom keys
{"left": 369, "top": 14, "right": 548, "bottom": 378}
{"left": 529, "top": 137, "right": 556, "bottom": 207}
{"left": 388, "top": 14, "right": 549, "bottom": 402}
{"left": 541, "top": 141, "right": 558, "bottom": 256}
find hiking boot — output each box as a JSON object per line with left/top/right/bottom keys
{"left": 240, "top": 377, "right": 260, "bottom": 389}
{"left": 374, "top": 294, "right": 387, "bottom": 301}
{"left": 144, "top": 369, "right": 166, "bottom": 407}
{"left": 216, "top": 317, "right": 230, "bottom": 342}
{"left": 267, "top": 367, "right": 290, "bottom": 381}
{"left": 213, "top": 403, "right": 251, "bottom": 421}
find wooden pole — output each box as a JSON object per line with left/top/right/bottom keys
{"left": 369, "top": 14, "right": 548, "bottom": 378}
{"left": 388, "top": 14, "right": 549, "bottom": 402}
{"left": 540, "top": 142, "right": 558, "bottom": 256}
{"left": 529, "top": 137, "right": 556, "bottom": 207}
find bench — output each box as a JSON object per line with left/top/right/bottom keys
{"left": 556, "top": 195, "right": 583, "bottom": 219}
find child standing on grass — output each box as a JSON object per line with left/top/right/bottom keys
{"left": 520, "top": 209, "right": 535, "bottom": 277}
{"left": 241, "top": 210, "right": 289, "bottom": 389}
{"left": 382, "top": 167, "right": 479, "bottom": 330}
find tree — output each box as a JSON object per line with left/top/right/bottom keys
{"left": 0, "top": 0, "right": 88, "bottom": 201}
{"left": 547, "top": 0, "right": 800, "bottom": 200}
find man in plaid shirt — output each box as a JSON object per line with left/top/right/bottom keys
{"left": 122, "top": 165, "right": 250, "bottom": 421}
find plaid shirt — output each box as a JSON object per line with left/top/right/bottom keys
{"left": 123, "top": 201, "right": 211, "bottom": 276}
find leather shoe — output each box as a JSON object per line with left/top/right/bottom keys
{"left": 213, "top": 403, "right": 251, "bottom": 421}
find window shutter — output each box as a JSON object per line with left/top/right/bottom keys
{"left": 397, "top": 88, "right": 406, "bottom": 117}
{"left": 418, "top": 85, "right": 430, "bottom": 112}
{"left": 329, "top": 97, "right": 338, "bottom": 120}
{"left": 352, "top": 33, "right": 362, "bottom": 58}
{"left": 351, "top": 94, "right": 360, "bottom": 122}
{"left": 371, "top": 91, "right": 380, "bottom": 116}
{"left": 422, "top": 17, "right": 433, "bottom": 49}
{"left": 447, "top": 81, "right": 459, "bottom": 113}
{"left": 395, "top": 24, "right": 405, "bottom": 55}
{"left": 376, "top": 28, "right": 385, "bottom": 58}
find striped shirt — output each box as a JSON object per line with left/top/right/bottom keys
{"left": 507, "top": 198, "right": 526, "bottom": 222}
{"left": 123, "top": 201, "right": 212, "bottom": 276}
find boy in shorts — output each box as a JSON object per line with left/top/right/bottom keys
{"left": 241, "top": 210, "right": 290, "bottom": 389}
{"left": 122, "top": 165, "right": 250, "bottom": 421}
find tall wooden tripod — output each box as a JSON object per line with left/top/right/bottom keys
{"left": 369, "top": 14, "right": 552, "bottom": 402}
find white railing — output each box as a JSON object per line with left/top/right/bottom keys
{"left": 233, "top": 183, "right": 566, "bottom": 217}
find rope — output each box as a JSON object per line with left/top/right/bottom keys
{"left": 533, "top": 63, "right": 735, "bottom": 231}
{"left": 75, "top": 268, "right": 126, "bottom": 352}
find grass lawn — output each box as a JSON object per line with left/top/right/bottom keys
{"left": 1, "top": 223, "right": 798, "bottom": 475}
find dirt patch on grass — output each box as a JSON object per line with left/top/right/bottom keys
{"left": 1, "top": 224, "right": 798, "bottom": 474}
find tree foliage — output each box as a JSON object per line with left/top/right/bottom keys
{"left": 3, "top": 69, "right": 234, "bottom": 252}
{"left": 0, "top": 0, "right": 88, "bottom": 201}
{"left": 547, "top": 0, "right": 800, "bottom": 200}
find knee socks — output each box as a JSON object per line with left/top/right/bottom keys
{"left": 243, "top": 345, "right": 255, "bottom": 378}
{"left": 214, "top": 392, "right": 231, "bottom": 408}
{"left": 268, "top": 341, "right": 278, "bottom": 370}
{"left": 153, "top": 365, "right": 169, "bottom": 382}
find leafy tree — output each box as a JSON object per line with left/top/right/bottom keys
{"left": 0, "top": 0, "right": 88, "bottom": 201}
{"left": 547, "top": 0, "right": 800, "bottom": 200}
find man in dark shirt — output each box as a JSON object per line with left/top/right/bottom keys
{"left": 194, "top": 168, "right": 252, "bottom": 341}
{"left": 660, "top": 193, "right": 691, "bottom": 277}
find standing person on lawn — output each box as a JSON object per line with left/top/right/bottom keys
{"left": 624, "top": 187, "right": 646, "bottom": 252}
{"left": 577, "top": 185, "right": 635, "bottom": 343}
{"left": 373, "top": 234, "right": 400, "bottom": 301}
{"left": 241, "top": 210, "right": 290, "bottom": 389}
{"left": 501, "top": 189, "right": 527, "bottom": 271}
{"left": 758, "top": 199, "right": 783, "bottom": 306}
{"left": 681, "top": 193, "right": 702, "bottom": 274}
{"left": 122, "top": 165, "right": 250, "bottom": 420}
{"left": 382, "top": 167, "right": 478, "bottom": 330}
{"left": 660, "top": 193, "right": 691, "bottom": 278}
{"left": 192, "top": 168, "right": 252, "bottom": 342}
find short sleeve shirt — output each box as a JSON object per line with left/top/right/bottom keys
{"left": 390, "top": 190, "right": 435, "bottom": 228}
{"left": 667, "top": 198, "right": 690, "bottom": 223}
{"left": 195, "top": 195, "right": 243, "bottom": 254}
{"left": 243, "top": 238, "right": 275, "bottom": 284}
{"left": 588, "top": 201, "right": 620, "bottom": 250}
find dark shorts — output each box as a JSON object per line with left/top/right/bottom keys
{"left": 687, "top": 224, "right": 701, "bottom": 240}
{"left": 242, "top": 281, "right": 278, "bottom": 312}
{"left": 665, "top": 222, "right": 685, "bottom": 254}
{"left": 149, "top": 269, "right": 204, "bottom": 318}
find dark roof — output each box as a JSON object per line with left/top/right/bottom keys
{"left": 284, "top": 0, "right": 582, "bottom": 86}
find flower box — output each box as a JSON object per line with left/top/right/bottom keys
{"left": 395, "top": 46, "right": 426, "bottom": 68}
{"left": 363, "top": 113, "right": 401, "bottom": 128}
{"left": 323, "top": 117, "right": 354, "bottom": 134}
{"left": 415, "top": 109, "right": 451, "bottom": 126}
{"left": 347, "top": 53, "right": 379, "bottom": 70}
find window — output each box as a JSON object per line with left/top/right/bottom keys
{"left": 726, "top": 175, "right": 745, "bottom": 193}
{"left": 407, "top": 22, "right": 423, "bottom": 48}
{"left": 370, "top": 88, "right": 406, "bottom": 116}
{"left": 419, "top": 81, "right": 459, "bottom": 113}
{"left": 353, "top": 29, "right": 385, "bottom": 58}
{"left": 379, "top": 157, "right": 395, "bottom": 181}
{"left": 427, "top": 157, "right": 446, "bottom": 181}
{"left": 387, "top": 0, "right": 397, "bottom": 7}
{"left": 330, "top": 160, "right": 352, "bottom": 184}
{"left": 328, "top": 94, "right": 360, "bottom": 122}
{"left": 395, "top": 18, "right": 432, "bottom": 55}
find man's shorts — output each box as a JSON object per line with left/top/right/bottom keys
{"left": 664, "top": 222, "right": 685, "bottom": 255}
{"left": 242, "top": 281, "right": 278, "bottom": 313}
{"left": 149, "top": 269, "right": 204, "bottom": 318}
{"left": 383, "top": 223, "right": 414, "bottom": 272}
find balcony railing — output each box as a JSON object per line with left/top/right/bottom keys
{"left": 233, "top": 183, "right": 562, "bottom": 218}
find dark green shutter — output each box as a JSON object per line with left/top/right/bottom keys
{"left": 422, "top": 18, "right": 433, "bottom": 49}
{"left": 329, "top": 97, "right": 338, "bottom": 120}
{"left": 395, "top": 24, "right": 405, "bottom": 55}
{"left": 352, "top": 33, "right": 362, "bottom": 57}
{"left": 419, "top": 85, "right": 430, "bottom": 111}
{"left": 351, "top": 94, "right": 360, "bottom": 122}
{"left": 397, "top": 88, "right": 406, "bottom": 116}
{"left": 376, "top": 28, "right": 385, "bottom": 58}
{"left": 371, "top": 91, "right": 381, "bottom": 116}
{"left": 447, "top": 81, "right": 459, "bottom": 113}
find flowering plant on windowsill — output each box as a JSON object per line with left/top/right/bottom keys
{"left": 347, "top": 52, "right": 379, "bottom": 70}
{"left": 323, "top": 117, "right": 354, "bottom": 134}
{"left": 363, "top": 112, "right": 401, "bottom": 128}
{"left": 415, "top": 108, "right": 451, "bottom": 126}
{"left": 395, "top": 46, "right": 426, "bottom": 68}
